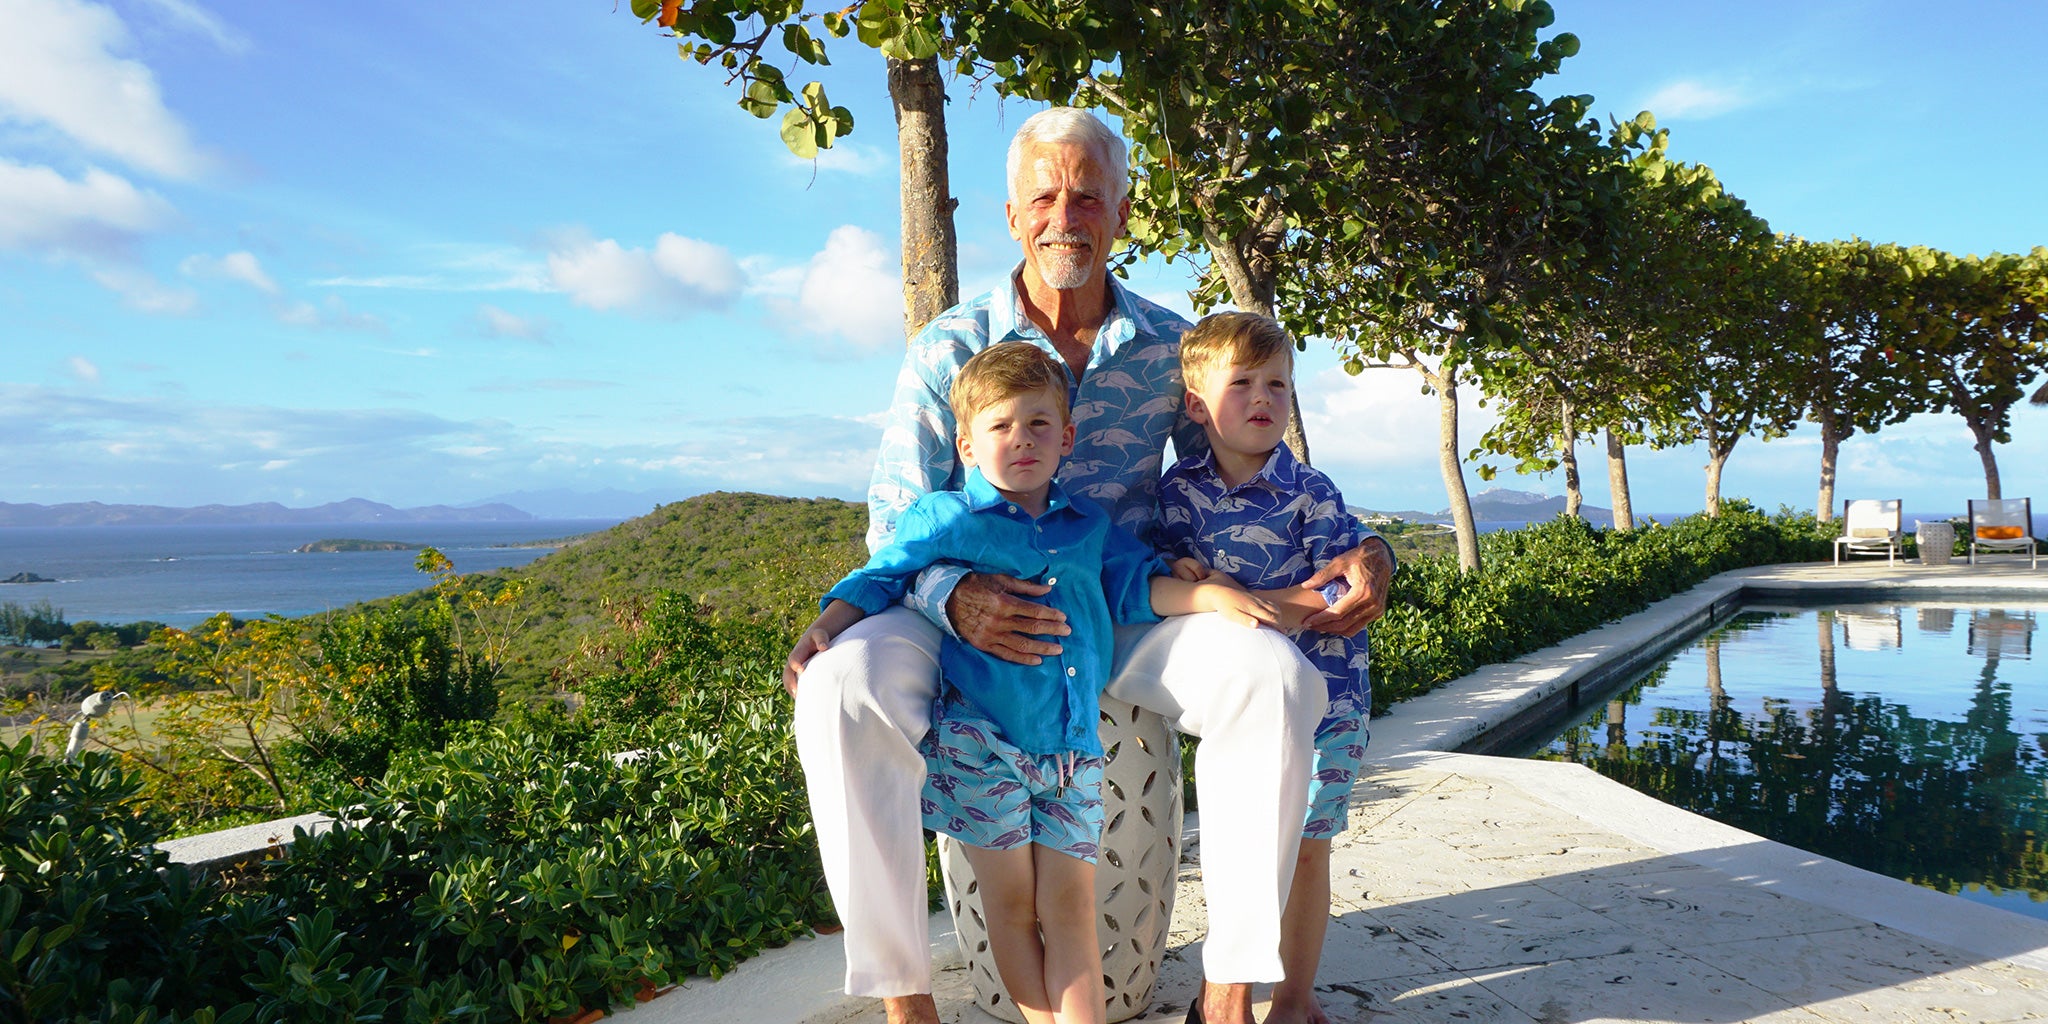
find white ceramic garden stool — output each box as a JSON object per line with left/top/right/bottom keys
{"left": 1917, "top": 521, "right": 1956, "bottom": 565}
{"left": 939, "top": 694, "right": 1183, "bottom": 1023}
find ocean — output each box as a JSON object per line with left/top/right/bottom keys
{"left": 0, "top": 520, "right": 620, "bottom": 628}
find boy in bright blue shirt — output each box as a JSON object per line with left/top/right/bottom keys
{"left": 1158, "top": 312, "right": 1376, "bottom": 1024}
{"left": 789, "top": 342, "right": 1275, "bottom": 1024}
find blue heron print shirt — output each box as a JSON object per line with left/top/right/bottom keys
{"left": 1158, "top": 445, "right": 1374, "bottom": 713}
{"left": 824, "top": 467, "right": 1169, "bottom": 757}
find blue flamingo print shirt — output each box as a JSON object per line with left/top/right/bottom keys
{"left": 1158, "top": 445, "right": 1374, "bottom": 715}
{"left": 865, "top": 266, "right": 1209, "bottom": 638}
{"left": 825, "top": 467, "right": 1169, "bottom": 757}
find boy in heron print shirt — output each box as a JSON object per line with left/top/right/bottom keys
{"left": 1157, "top": 312, "right": 1377, "bottom": 1024}
{"left": 787, "top": 342, "right": 1280, "bottom": 1024}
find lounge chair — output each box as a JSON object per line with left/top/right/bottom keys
{"left": 1834, "top": 499, "right": 1902, "bottom": 565}
{"left": 1967, "top": 497, "right": 2039, "bottom": 568}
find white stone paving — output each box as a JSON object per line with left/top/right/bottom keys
{"left": 633, "top": 560, "right": 2048, "bottom": 1022}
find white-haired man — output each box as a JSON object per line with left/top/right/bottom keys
{"left": 785, "top": 107, "right": 1394, "bottom": 1024}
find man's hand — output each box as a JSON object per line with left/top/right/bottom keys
{"left": 947, "top": 572, "right": 1070, "bottom": 665}
{"left": 782, "top": 625, "right": 832, "bottom": 695}
{"left": 1300, "top": 537, "right": 1394, "bottom": 637}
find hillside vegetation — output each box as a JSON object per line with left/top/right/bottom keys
{"left": 444, "top": 492, "right": 870, "bottom": 692}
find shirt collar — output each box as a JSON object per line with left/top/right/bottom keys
{"left": 992, "top": 263, "right": 1144, "bottom": 361}
{"left": 963, "top": 464, "right": 1075, "bottom": 518}
{"left": 1186, "top": 443, "right": 1304, "bottom": 494}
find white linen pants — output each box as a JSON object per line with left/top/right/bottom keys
{"left": 793, "top": 605, "right": 1326, "bottom": 997}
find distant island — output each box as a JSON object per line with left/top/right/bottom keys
{"left": 294, "top": 539, "right": 424, "bottom": 553}
{"left": 1355, "top": 487, "right": 1616, "bottom": 526}
{"left": 0, "top": 498, "right": 533, "bottom": 528}
{"left": 2, "top": 572, "right": 56, "bottom": 584}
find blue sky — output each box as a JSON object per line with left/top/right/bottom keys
{"left": 3, "top": 0, "right": 2043, "bottom": 519}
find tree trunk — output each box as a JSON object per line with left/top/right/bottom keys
{"left": 1605, "top": 428, "right": 1634, "bottom": 531}
{"left": 1428, "top": 364, "right": 1481, "bottom": 572}
{"left": 1704, "top": 449, "right": 1728, "bottom": 517}
{"left": 1202, "top": 207, "right": 1308, "bottom": 463}
{"left": 1816, "top": 409, "right": 1842, "bottom": 522}
{"left": 887, "top": 58, "right": 958, "bottom": 336}
{"left": 1558, "top": 397, "right": 1581, "bottom": 520}
{"left": 1967, "top": 417, "right": 2003, "bottom": 499}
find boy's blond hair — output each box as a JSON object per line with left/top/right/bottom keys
{"left": 1179, "top": 311, "right": 1294, "bottom": 388}
{"left": 951, "top": 342, "right": 1072, "bottom": 425}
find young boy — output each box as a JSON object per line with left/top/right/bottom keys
{"left": 787, "top": 342, "right": 1277, "bottom": 1024}
{"left": 1158, "top": 312, "right": 1375, "bottom": 1024}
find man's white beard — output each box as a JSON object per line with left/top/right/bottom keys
{"left": 1038, "top": 232, "right": 1095, "bottom": 289}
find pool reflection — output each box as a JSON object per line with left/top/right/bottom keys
{"left": 1532, "top": 604, "right": 2048, "bottom": 920}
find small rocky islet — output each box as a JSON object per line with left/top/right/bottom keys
{"left": 293, "top": 539, "right": 424, "bottom": 553}
{"left": 2, "top": 572, "right": 57, "bottom": 584}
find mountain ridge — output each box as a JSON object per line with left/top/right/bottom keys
{"left": 0, "top": 498, "right": 535, "bottom": 527}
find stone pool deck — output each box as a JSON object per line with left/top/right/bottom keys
{"left": 633, "top": 559, "right": 2048, "bottom": 1023}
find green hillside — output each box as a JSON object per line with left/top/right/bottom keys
{"left": 455, "top": 492, "right": 870, "bottom": 691}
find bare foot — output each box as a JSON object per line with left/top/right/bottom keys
{"left": 1196, "top": 981, "right": 1255, "bottom": 1024}
{"left": 1264, "top": 991, "right": 1335, "bottom": 1024}
{"left": 884, "top": 993, "right": 940, "bottom": 1024}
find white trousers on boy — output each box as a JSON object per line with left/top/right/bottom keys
{"left": 793, "top": 606, "right": 1326, "bottom": 997}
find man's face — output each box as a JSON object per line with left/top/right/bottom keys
{"left": 956, "top": 385, "right": 1075, "bottom": 501}
{"left": 1006, "top": 141, "right": 1131, "bottom": 292}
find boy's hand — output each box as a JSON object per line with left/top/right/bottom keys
{"left": 783, "top": 625, "right": 834, "bottom": 695}
{"left": 1301, "top": 537, "right": 1394, "bottom": 637}
{"left": 1169, "top": 556, "right": 1209, "bottom": 582}
{"left": 1201, "top": 583, "right": 1281, "bottom": 630}
{"left": 949, "top": 572, "right": 1071, "bottom": 666}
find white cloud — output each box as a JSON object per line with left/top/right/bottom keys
{"left": 545, "top": 232, "right": 742, "bottom": 314}
{"left": 131, "top": 0, "right": 248, "bottom": 53}
{"left": 1638, "top": 79, "right": 1754, "bottom": 121}
{"left": 89, "top": 264, "right": 197, "bottom": 313}
{"left": 180, "top": 250, "right": 278, "bottom": 293}
{"left": 771, "top": 225, "right": 905, "bottom": 354}
{"left": 0, "top": 158, "right": 172, "bottom": 252}
{"left": 790, "top": 142, "right": 887, "bottom": 176}
{"left": 0, "top": 0, "right": 211, "bottom": 179}
{"left": 66, "top": 355, "right": 100, "bottom": 383}
{"left": 277, "top": 295, "right": 386, "bottom": 332}
{"left": 475, "top": 303, "right": 553, "bottom": 342}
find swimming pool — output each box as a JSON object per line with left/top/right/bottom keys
{"left": 1518, "top": 601, "right": 2048, "bottom": 921}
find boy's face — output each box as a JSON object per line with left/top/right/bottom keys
{"left": 1185, "top": 349, "right": 1293, "bottom": 463}
{"left": 956, "top": 384, "right": 1075, "bottom": 501}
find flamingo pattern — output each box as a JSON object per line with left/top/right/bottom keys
{"left": 863, "top": 267, "right": 1209, "bottom": 631}
{"left": 1158, "top": 445, "right": 1378, "bottom": 838}
{"left": 920, "top": 696, "right": 1105, "bottom": 860}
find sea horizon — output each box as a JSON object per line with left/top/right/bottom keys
{"left": 0, "top": 519, "right": 620, "bottom": 628}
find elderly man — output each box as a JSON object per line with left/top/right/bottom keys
{"left": 786, "top": 107, "right": 1393, "bottom": 1024}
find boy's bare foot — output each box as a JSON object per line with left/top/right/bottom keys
{"left": 1194, "top": 981, "right": 1255, "bottom": 1024}
{"left": 884, "top": 993, "right": 940, "bottom": 1024}
{"left": 1263, "top": 992, "right": 1335, "bottom": 1024}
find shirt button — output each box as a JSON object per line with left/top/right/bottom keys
{"left": 1049, "top": 548, "right": 1059, "bottom": 554}
{"left": 1066, "top": 667, "right": 1076, "bottom": 677}
{"left": 1008, "top": 504, "right": 1018, "bottom": 513}
{"left": 1047, "top": 576, "right": 1058, "bottom": 586}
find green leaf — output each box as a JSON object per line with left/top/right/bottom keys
{"left": 780, "top": 108, "right": 819, "bottom": 159}
{"left": 740, "top": 79, "right": 780, "bottom": 119}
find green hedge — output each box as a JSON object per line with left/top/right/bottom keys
{"left": 4, "top": 504, "right": 1831, "bottom": 1021}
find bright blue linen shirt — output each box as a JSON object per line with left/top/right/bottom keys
{"left": 865, "top": 267, "right": 1209, "bottom": 637}
{"left": 1158, "top": 445, "right": 1374, "bottom": 713}
{"left": 825, "top": 467, "right": 1169, "bottom": 757}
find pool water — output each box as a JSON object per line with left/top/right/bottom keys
{"left": 1522, "top": 602, "right": 2048, "bottom": 921}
